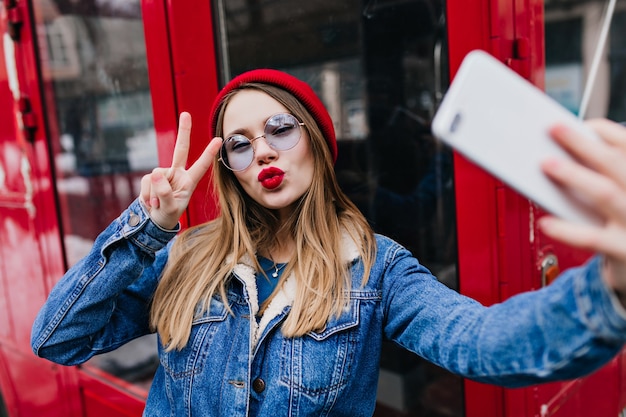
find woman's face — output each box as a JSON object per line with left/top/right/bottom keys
{"left": 222, "top": 89, "right": 315, "bottom": 218}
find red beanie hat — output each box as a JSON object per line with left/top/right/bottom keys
{"left": 209, "top": 69, "right": 338, "bottom": 163}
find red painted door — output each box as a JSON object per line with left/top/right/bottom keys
{"left": 25, "top": 0, "right": 169, "bottom": 414}
{"left": 448, "top": 0, "right": 626, "bottom": 416}
{"left": 0, "top": 0, "right": 171, "bottom": 415}
{"left": 0, "top": 1, "right": 77, "bottom": 415}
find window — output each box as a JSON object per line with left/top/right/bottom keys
{"left": 214, "top": 1, "right": 461, "bottom": 415}
{"left": 545, "top": 0, "right": 626, "bottom": 121}
{"left": 33, "top": 0, "right": 158, "bottom": 391}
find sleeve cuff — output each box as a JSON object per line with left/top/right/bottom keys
{"left": 117, "top": 199, "right": 180, "bottom": 252}
{"left": 576, "top": 256, "right": 626, "bottom": 340}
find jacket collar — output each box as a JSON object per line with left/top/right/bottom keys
{"left": 230, "top": 231, "right": 360, "bottom": 347}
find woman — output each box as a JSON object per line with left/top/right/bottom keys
{"left": 31, "top": 69, "right": 626, "bottom": 416}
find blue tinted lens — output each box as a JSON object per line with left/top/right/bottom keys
{"left": 265, "top": 114, "right": 302, "bottom": 150}
{"left": 221, "top": 134, "right": 253, "bottom": 171}
{"left": 219, "top": 114, "right": 303, "bottom": 171}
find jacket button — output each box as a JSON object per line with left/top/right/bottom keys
{"left": 252, "top": 378, "right": 265, "bottom": 393}
{"left": 128, "top": 213, "right": 140, "bottom": 226}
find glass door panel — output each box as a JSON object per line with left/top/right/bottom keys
{"left": 542, "top": 2, "right": 626, "bottom": 416}
{"left": 213, "top": 1, "right": 461, "bottom": 415}
{"left": 32, "top": 0, "right": 158, "bottom": 392}
{"left": 545, "top": 0, "right": 626, "bottom": 122}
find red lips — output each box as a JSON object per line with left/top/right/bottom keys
{"left": 258, "top": 167, "right": 285, "bottom": 190}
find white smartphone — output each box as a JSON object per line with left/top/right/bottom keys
{"left": 431, "top": 49, "right": 602, "bottom": 226}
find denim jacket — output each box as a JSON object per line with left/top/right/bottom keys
{"left": 31, "top": 199, "right": 626, "bottom": 417}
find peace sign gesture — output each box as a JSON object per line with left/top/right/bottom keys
{"left": 140, "top": 112, "right": 222, "bottom": 230}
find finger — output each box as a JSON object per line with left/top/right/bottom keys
{"left": 140, "top": 174, "right": 152, "bottom": 207}
{"left": 171, "top": 112, "right": 192, "bottom": 170}
{"left": 149, "top": 168, "right": 172, "bottom": 209}
{"left": 542, "top": 157, "right": 626, "bottom": 223}
{"left": 152, "top": 168, "right": 176, "bottom": 207}
{"left": 550, "top": 123, "right": 626, "bottom": 189}
{"left": 538, "top": 215, "right": 602, "bottom": 252}
{"left": 586, "top": 118, "right": 626, "bottom": 149}
{"left": 187, "top": 137, "right": 223, "bottom": 185}
{"left": 148, "top": 170, "right": 182, "bottom": 230}
{"left": 539, "top": 216, "right": 626, "bottom": 260}
{"left": 149, "top": 189, "right": 160, "bottom": 209}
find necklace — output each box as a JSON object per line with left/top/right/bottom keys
{"left": 259, "top": 255, "right": 287, "bottom": 278}
{"left": 270, "top": 262, "right": 287, "bottom": 278}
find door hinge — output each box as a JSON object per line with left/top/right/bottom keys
{"left": 18, "top": 97, "right": 37, "bottom": 143}
{"left": 3, "top": 0, "right": 23, "bottom": 41}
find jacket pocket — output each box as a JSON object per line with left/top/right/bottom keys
{"left": 159, "top": 297, "right": 228, "bottom": 380}
{"left": 280, "top": 298, "right": 360, "bottom": 396}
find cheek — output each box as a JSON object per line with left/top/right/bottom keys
{"left": 299, "top": 138, "right": 315, "bottom": 169}
{"left": 297, "top": 151, "right": 316, "bottom": 186}
{"left": 232, "top": 171, "right": 256, "bottom": 193}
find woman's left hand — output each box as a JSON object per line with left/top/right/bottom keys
{"left": 539, "top": 119, "right": 626, "bottom": 298}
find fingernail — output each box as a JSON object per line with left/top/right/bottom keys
{"left": 150, "top": 197, "right": 159, "bottom": 208}
{"left": 550, "top": 124, "right": 571, "bottom": 136}
{"left": 538, "top": 217, "right": 553, "bottom": 230}
{"left": 541, "top": 158, "right": 562, "bottom": 173}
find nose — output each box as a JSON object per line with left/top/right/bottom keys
{"left": 251, "top": 135, "right": 278, "bottom": 163}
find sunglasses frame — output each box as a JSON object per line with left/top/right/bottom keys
{"left": 218, "top": 113, "right": 306, "bottom": 171}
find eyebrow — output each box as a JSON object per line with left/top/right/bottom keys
{"left": 224, "top": 116, "right": 267, "bottom": 139}
{"left": 224, "top": 113, "right": 293, "bottom": 139}
{"left": 224, "top": 127, "right": 252, "bottom": 139}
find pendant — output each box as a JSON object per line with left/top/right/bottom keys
{"left": 270, "top": 262, "right": 286, "bottom": 278}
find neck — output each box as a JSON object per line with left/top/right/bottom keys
{"left": 268, "top": 240, "right": 293, "bottom": 264}
{"left": 277, "top": 202, "right": 297, "bottom": 224}
{"left": 264, "top": 219, "right": 295, "bottom": 263}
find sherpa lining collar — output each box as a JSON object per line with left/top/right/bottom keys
{"left": 230, "top": 231, "right": 360, "bottom": 348}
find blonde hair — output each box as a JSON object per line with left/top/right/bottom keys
{"left": 150, "top": 83, "right": 376, "bottom": 351}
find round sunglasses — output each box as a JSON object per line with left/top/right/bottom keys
{"left": 219, "top": 113, "right": 305, "bottom": 171}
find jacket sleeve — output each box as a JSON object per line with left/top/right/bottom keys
{"left": 31, "top": 199, "right": 178, "bottom": 366}
{"left": 381, "top": 243, "right": 626, "bottom": 388}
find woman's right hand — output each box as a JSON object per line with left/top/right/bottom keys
{"left": 139, "top": 112, "right": 222, "bottom": 229}
{"left": 539, "top": 119, "right": 626, "bottom": 300}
